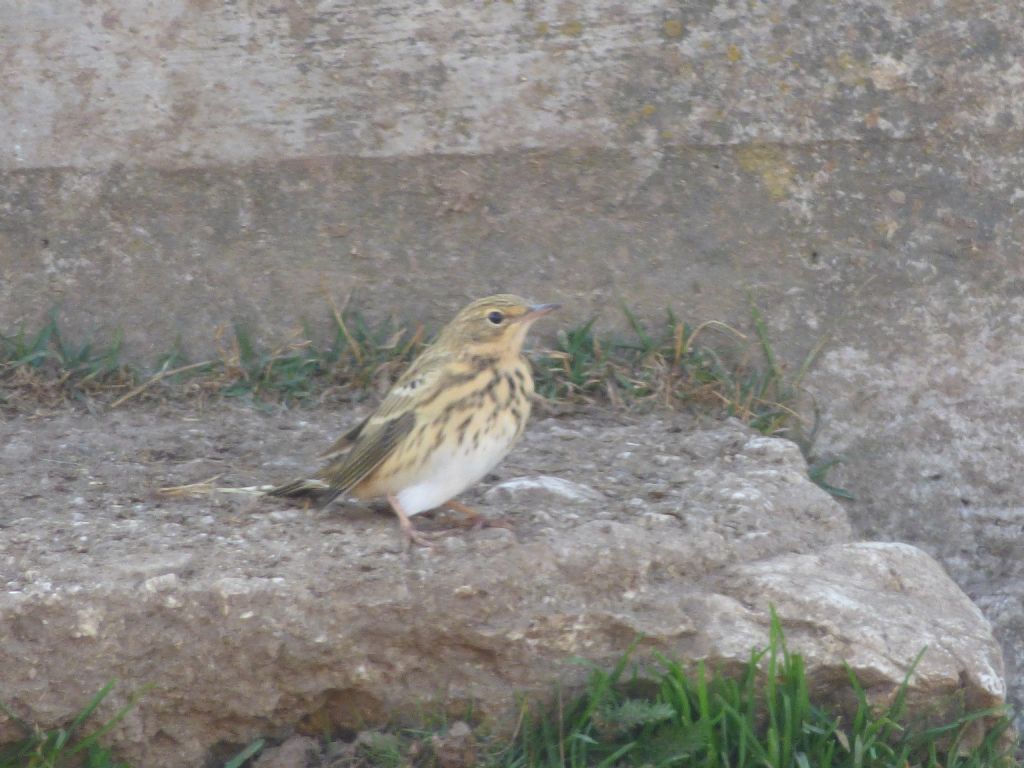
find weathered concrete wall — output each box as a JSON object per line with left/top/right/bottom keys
{"left": 3, "top": 0, "right": 1022, "bottom": 354}
{"left": 3, "top": 0, "right": 1024, "bottom": 728}
{"left": 8, "top": 2, "right": 1018, "bottom": 168}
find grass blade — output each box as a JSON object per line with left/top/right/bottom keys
{"left": 223, "top": 738, "right": 265, "bottom": 768}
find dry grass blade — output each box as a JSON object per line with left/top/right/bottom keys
{"left": 219, "top": 485, "right": 275, "bottom": 495}
{"left": 326, "top": 292, "right": 363, "bottom": 364}
{"left": 684, "top": 319, "right": 747, "bottom": 351}
{"left": 157, "top": 475, "right": 223, "bottom": 497}
{"left": 158, "top": 476, "right": 270, "bottom": 497}
{"left": 110, "top": 360, "right": 215, "bottom": 408}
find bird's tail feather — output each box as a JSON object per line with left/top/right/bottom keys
{"left": 265, "top": 477, "right": 341, "bottom": 507}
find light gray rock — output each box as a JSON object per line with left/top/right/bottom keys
{"left": 717, "top": 543, "right": 1006, "bottom": 714}
{"left": 0, "top": 407, "right": 1005, "bottom": 766}
{"left": 252, "top": 736, "right": 317, "bottom": 768}
{"left": 484, "top": 475, "right": 605, "bottom": 504}
{"left": 810, "top": 323, "right": 1024, "bottom": 727}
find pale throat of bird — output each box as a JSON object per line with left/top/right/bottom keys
{"left": 463, "top": 339, "right": 526, "bottom": 361}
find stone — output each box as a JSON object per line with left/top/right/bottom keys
{"left": 484, "top": 475, "right": 605, "bottom": 504}
{"left": 0, "top": 407, "right": 1005, "bottom": 767}
{"left": 431, "top": 721, "right": 475, "bottom": 768}
{"left": 252, "top": 736, "right": 318, "bottom": 768}
{"left": 716, "top": 543, "right": 1006, "bottom": 715}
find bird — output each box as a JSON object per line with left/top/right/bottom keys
{"left": 266, "top": 294, "right": 560, "bottom": 547}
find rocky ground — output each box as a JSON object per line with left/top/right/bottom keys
{"left": 0, "top": 401, "right": 1007, "bottom": 767}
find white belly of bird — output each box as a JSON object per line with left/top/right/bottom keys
{"left": 394, "top": 421, "right": 520, "bottom": 516}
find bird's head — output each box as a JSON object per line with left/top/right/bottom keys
{"left": 437, "top": 294, "right": 560, "bottom": 356}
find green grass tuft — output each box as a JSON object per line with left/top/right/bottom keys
{"left": 531, "top": 302, "right": 849, "bottom": 497}
{"left": 497, "top": 611, "right": 1017, "bottom": 768}
{"left": 0, "top": 310, "right": 136, "bottom": 408}
{"left": 0, "top": 680, "right": 146, "bottom": 768}
{"left": 1, "top": 302, "right": 812, "bottom": 426}
{"left": 534, "top": 300, "right": 817, "bottom": 438}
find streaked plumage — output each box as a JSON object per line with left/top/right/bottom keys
{"left": 267, "top": 294, "right": 559, "bottom": 546}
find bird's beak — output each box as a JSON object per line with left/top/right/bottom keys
{"left": 519, "top": 303, "right": 561, "bottom": 323}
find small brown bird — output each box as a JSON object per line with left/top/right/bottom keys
{"left": 267, "top": 294, "right": 559, "bottom": 546}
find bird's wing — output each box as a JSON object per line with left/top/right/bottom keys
{"left": 370, "top": 347, "right": 450, "bottom": 420}
{"left": 301, "top": 344, "right": 465, "bottom": 493}
{"left": 319, "top": 414, "right": 371, "bottom": 459}
{"left": 317, "top": 345, "right": 445, "bottom": 459}
{"left": 319, "top": 410, "right": 416, "bottom": 492}
{"left": 269, "top": 351, "right": 447, "bottom": 500}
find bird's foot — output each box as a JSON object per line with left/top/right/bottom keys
{"left": 443, "top": 500, "right": 515, "bottom": 532}
{"left": 390, "top": 493, "right": 443, "bottom": 550}
{"left": 401, "top": 521, "right": 440, "bottom": 550}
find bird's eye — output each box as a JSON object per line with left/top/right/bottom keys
{"left": 487, "top": 311, "right": 504, "bottom": 325}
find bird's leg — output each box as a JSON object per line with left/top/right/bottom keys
{"left": 444, "top": 499, "right": 482, "bottom": 525}
{"left": 387, "top": 494, "right": 436, "bottom": 549}
{"left": 444, "top": 499, "right": 514, "bottom": 531}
